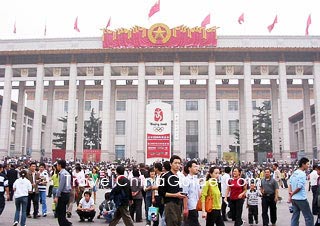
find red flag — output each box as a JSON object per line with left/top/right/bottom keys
{"left": 148, "top": 0, "right": 160, "bottom": 18}
{"left": 106, "top": 17, "right": 111, "bottom": 28}
{"left": 13, "top": 21, "right": 16, "bottom": 34}
{"left": 267, "top": 15, "right": 278, "bottom": 33}
{"left": 305, "top": 14, "right": 311, "bottom": 36}
{"left": 238, "top": 13, "right": 244, "bottom": 24}
{"left": 201, "top": 14, "right": 210, "bottom": 27}
{"left": 74, "top": 16, "right": 80, "bottom": 32}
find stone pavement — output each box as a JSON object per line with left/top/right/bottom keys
{"left": 0, "top": 187, "right": 316, "bottom": 226}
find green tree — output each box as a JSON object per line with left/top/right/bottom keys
{"left": 83, "top": 108, "right": 101, "bottom": 149}
{"left": 52, "top": 116, "right": 77, "bottom": 150}
{"left": 253, "top": 101, "right": 272, "bottom": 154}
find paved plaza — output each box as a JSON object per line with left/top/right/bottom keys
{"left": 0, "top": 187, "right": 316, "bottom": 226}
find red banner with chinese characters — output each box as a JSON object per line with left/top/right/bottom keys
{"left": 102, "top": 23, "right": 217, "bottom": 48}
{"left": 290, "top": 152, "right": 298, "bottom": 159}
{"left": 147, "top": 134, "right": 170, "bottom": 158}
{"left": 52, "top": 149, "right": 66, "bottom": 161}
{"left": 83, "top": 149, "right": 101, "bottom": 162}
{"left": 266, "top": 152, "right": 273, "bottom": 158}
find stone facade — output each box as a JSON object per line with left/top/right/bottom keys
{"left": 0, "top": 36, "right": 319, "bottom": 162}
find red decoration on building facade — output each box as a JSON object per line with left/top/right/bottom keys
{"left": 102, "top": 23, "right": 217, "bottom": 48}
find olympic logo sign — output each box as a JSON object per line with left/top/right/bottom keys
{"left": 153, "top": 127, "right": 164, "bottom": 132}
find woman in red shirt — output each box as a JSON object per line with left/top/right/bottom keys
{"left": 224, "top": 167, "right": 247, "bottom": 226}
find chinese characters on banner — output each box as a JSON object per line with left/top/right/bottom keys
{"left": 146, "top": 102, "right": 171, "bottom": 164}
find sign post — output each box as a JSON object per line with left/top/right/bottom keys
{"left": 146, "top": 102, "right": 171, "bottom": 165}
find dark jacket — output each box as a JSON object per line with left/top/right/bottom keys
{"left": 6, "top": 169, "right": 18, "bottom": 187}
{"left": 130, "top": 177, "right": 143, "bottom": 200}
{"left": 26, "top": 170, "right": 40, "bottom": 193}
{"left": 110, "top": 175, "right": 133, "bottom": 207}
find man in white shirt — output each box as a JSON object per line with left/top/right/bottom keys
{"left": 221, "top": 166, "right": 231, "bottom": 221}
{"left": 76, "top": 191, "right": 96, "bottom": 222}
{"left": 308, "top": 165, "right": 319, "bottom": 215}
{"left": 182, "top": 160, "right": 201, "bottom": 226}
{"left": 73, "top": 165, "right": 86, "bottom": 206}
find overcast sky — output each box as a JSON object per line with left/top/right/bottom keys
{"left": 0, "top": 0, "right": 319, "bottom": 39}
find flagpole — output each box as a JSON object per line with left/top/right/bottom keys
{"left": 243, "top": 19, "right": 246, "bottom": 36}
{"left": 44, "top": 19, "right": 47, "bottom": 38}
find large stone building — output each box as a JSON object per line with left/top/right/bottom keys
{"left": 0, "top": 35, "right": 320, "bottom": 163}
{"left": 289, "top": 104, "right": 318, "bottom": 159}
{"left": 0, "top": 96, "right": 46, "bottom": 157}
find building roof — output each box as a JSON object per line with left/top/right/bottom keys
{"left": 0, "top": 95, "right": 46, "bottom": 123}
{"left": 0, "top": 36, "right": 320, "bottom": 54}
{"left": 289, "top": 104, "right": 315, "bottom": 123}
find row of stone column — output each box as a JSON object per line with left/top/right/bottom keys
{"left": 1, "top": 61, "right": 320, "bottom": 162}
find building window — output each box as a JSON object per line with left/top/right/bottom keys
{"left": 229, "top": 120, "right": 239, "bottom": 135}
{"left": 116, "top": 101, "right": 126, "bottom": 111}
{"left": 99, "top": 101, "right": 103, "bottom": 111}
{"left": 28, "top": 119, "right": 33, "bottom": 126}
{"left": 216, "top": 101, "right": 220, "bottom": 111}
{"left": 217, "top": 120, "right": 221, "bottom": 135}
{"left": 186, "top": 100, "right": 198, "bottom": 111}
{"left": 116, "top": 120, "right": 126, "bottom": 135}
{"left": 163, "top": 100, "right": 173, "bottom": 110}
{"left": 252, "top": 101, "right": 257, "bottom": 110}
{"left": 115, "top": 145, "right": 125, "bottom": 160}
{"left": 64, "top": 101, "right": 68, "bottom": 113}
{"left": 228, "top": 101, "right": 238, "bottom": 111}
{"left": 12, "top": 113, "right": 17, "bottom": 120}
{"left": 186, "top": 120, "right": 198, "bottom": 135}
{"left": 186, "top": 120, "right": 198, "bottom": 159}
{"left": 264, "top": 101, "right": 271, "bottom": 110}
{"left": 85, "top": 101, "right": 91, "bottom": 111}
{"left": 217, "top": 145, "right": 222, "bottom": 159}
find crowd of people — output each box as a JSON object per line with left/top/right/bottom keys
{"left": 0, "top": 155, "right": 319, "bottom": 226}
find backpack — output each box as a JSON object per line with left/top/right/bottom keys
{"left": 110, "top": 186, "right": 129, "bottom": 208}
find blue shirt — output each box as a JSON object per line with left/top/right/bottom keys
{"left": 290, "top": 169, "right": 307, "bottom": 200}
{"left": 182, "top": 174, "right": 200, "bottom": 210}
{"left": 56, "top": 169, "right": 71, "bottom": 197}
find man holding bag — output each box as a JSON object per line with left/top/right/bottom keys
{"left": 182, "top": 160, "right": 201, "bottom": 226}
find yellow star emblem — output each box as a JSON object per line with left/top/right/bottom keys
{"left": 153, "top": 26, "right": 166, "bottom": 40}
{"left": 148, "top": 23, "right": 171, "bottom": 44}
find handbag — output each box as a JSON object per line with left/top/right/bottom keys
{"left": 196, "top": 182, "right": 213, "bottom": 212}
{"left": 148, "top": 206, "right": 159, "bottom": 222}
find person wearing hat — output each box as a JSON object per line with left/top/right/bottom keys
{"left": 0, "top": 164, "right": 10, "bottom": 216}
{"left": 12, "top": 170, "right": 32, "bottom": 226}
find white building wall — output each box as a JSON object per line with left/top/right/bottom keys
{"left": 198, "top": 99, "right": 208, "bottom": 160}
{"left": 25, "top": 94, "right": 313, "bottom": 160}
